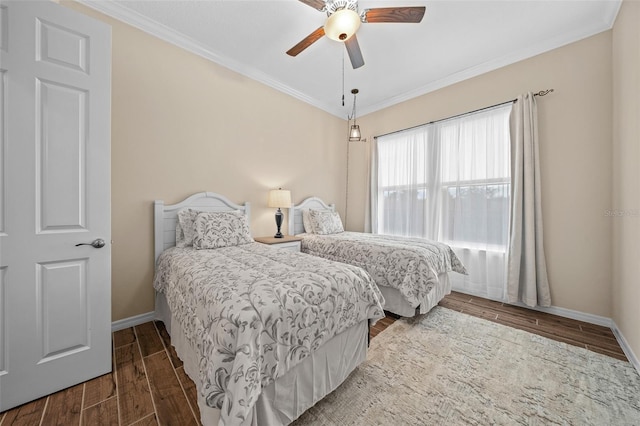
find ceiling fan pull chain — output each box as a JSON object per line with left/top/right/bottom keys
{"left": 342, "top": 49, "right": 345, "bottom": 106}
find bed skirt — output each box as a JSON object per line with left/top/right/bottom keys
{"left": 155, "top": 292, "right": 368, "bottom": 425}
{"left": 379, "top": 272, "right": 451, "bottom": 317}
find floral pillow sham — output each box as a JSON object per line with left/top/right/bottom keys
{"left": 193, "top": 211, "right": 253, "bottom": 249}
{"left": 308, "top": 209, "right": 344, "bottom": 235}
{"left": 175, "top": 208, "right": 200, "bottom": 248}
{"left": 302, "top": 209, "right": 324, "bottom": 233}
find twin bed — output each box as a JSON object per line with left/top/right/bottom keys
{"left": 288, "top": 197, "right": 467, "bottom": 317}
{"left": 153, "top": 192, "right": 385, "bottom": 425}
{"left": 153, "top": 192, "right": 465, "bottom": 425}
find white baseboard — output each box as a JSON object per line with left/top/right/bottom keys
{"left": 520, "top": 303, "right": 613, "bottom": 328}
{"left": 611, "top": 321, "right": 640, "bottom": 374}
{"left": 451, "top": 288, "right": 612, "bottom": 326}
{"left": 513, "top": 302, "right": 640, "bottom": 374}
{"left": 452, "top": 288, "right": 640, "bottom": 374}
{"left": 111, "top": 311, "right": 156, "bottom": 332}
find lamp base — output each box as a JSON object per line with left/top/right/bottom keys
{"left": 274, "top": 208, "right": 284, "bottom": 239}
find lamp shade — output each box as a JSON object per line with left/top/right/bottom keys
{"left": 349, "top": 124, "right": 361, "bottom": 141}
{"left": 267, "top": 189, "right": 292, "bottom": 208}
{"left": 324, "top": 8, "right": 361, "bottom": 42}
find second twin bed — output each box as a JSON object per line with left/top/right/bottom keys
{"left": 289, "top": 196, "right": 467, "bottom": 317}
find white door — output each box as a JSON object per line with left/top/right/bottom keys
{"left": 0, "top": 1, "right": 111, "bottom": 411}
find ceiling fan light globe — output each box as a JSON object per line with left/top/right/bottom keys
{"left": 324, "top": 9, "right": 361, "bottom": 42}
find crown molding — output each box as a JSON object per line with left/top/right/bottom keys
{"left": 603, "top": 0, "right": 623, "bottom": 29}
{"left": 78, "top": 0, "right": 620, "bottom": 120}
{"left": 76, "top": 0, "right": 343, "bottom": 118}
{"left": 358, "top": 4, "right": 620, "bottom": 117}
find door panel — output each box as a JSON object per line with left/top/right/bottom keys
{"left": 0, "top": 267, "right": 5, "bottom": 375}
{"left": 37, "top": 18, "right": 89, "bottom": 73}
{"left": 37, "top": 259, "right": 89, "bottom": 361}
{"left": 0, "top": 69, "right": 5, "bottom": 235}
{"left": 36, "top": 79, "right": 87, "bottom": 232}
{"left": 0, "top": 1, "right": 111, "bottom": 411}
{"left": 0, "top": 5, "right": 6, "bottom": 53}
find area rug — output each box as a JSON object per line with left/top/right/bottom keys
{"left": 293, "top": 306, "right": 640, "bottom": 425}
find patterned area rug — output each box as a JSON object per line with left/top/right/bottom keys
{"left": 293, "top": 306, "right": 640, "bottom": 425}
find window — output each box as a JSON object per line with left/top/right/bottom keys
{"left": 372, "top": 103, "right": 512, "bottom": 298}
{"left": 438, "top": 108, "right": 511, "bottom": 251}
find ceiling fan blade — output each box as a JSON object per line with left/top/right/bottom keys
{"left": 362, "top": 7, "right": 426, "bottom": 23}
{"left": 286, "top": 27, "right": 325, "bottom": 57}
{"left": 345, "top": 34, "right": 364, "bottom": 69}
{"left": 298, "top": 0, "right": 326, "bottom": 11}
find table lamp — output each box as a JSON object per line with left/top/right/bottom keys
{"left": 267, "top": 188, "right": 291, "bottom": 238}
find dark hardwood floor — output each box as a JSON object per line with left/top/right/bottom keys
{"left": 0, "top": 291, "right": 628, "bottom": 425}
{"left": 437, "top": 292, "right": 627, "bottom": 361}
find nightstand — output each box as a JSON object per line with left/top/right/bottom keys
{"left": 254, "top": 235, "right": 303, "bottom": 252}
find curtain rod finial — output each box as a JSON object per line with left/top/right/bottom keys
{"left": 535, "top": 89, "right": 554, "bottom": 97}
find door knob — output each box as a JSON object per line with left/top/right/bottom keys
{"left": 75, "top": 238, "right": 106, "bottom": 248}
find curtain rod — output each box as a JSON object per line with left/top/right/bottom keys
{"left": 375, "top": 89, "right": 554, "bottom": 140}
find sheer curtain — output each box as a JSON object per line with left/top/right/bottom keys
{"left": 372, "top": 104, "right": 512, "bottom": 300}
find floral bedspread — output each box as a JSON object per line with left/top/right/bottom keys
{"left": 300, "top": 232, "right": 467, "bottom": 310}
{"left": 153, "top": 243, "right": 385, "bottom": 425}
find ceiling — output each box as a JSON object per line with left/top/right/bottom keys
{"left": 81, "top": 0, "right": 621, "bottom": 119}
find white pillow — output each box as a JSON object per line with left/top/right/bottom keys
{"left": 302, "top": 208, "right": 331, "bottom": 233}
{"left": 302, "top": 210, "right": 314, "bottom": 233}
{"left": 192, "top": 211, "right": 253, "bottom": 249}
{"left": 307, "top": 210, "right": 344, "bottom": 235}
{"left": 176, "top": 209, "right": 200, "bottom": 248}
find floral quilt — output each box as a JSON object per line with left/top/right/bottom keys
{"left": 300, "top": 232, "right": 467, "bottom": 310}
{"left": 154, "top": 243, "right": 385, "bottom": 425}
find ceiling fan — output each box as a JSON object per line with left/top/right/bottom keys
{"left": 286, "top": 0, "right": 426, "bottom": 69}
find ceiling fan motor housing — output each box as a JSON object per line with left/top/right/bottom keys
{"left": 325, "top": 0, "right": 359, "bottom": 16}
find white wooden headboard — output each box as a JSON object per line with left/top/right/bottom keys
{"left": 288, "top": 197, "right": 335, "bottom": 235}
{"left": 154, "top": 192, "right": 251, "bottom": 262}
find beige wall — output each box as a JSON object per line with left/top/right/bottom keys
{"left": 348, "top": 32, "right": 614, "bottom": 317}
{"left": 64, "top": 2, "right": 348, "bottom": 321}
{"left": 64, "top": 1, "right": 636, "bottom": 361}
{"left": 612, "top": 0, "right": 640, "bottom": 361}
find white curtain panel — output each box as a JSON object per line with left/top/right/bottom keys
{"left": 372, "top": 104, "right": 512, "bottom": 300}
{"left": 507, "top": 93, "right": 551, "bottom": 307}
{"left": 367, "top": 138, "right": 378, "bottom": 234}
